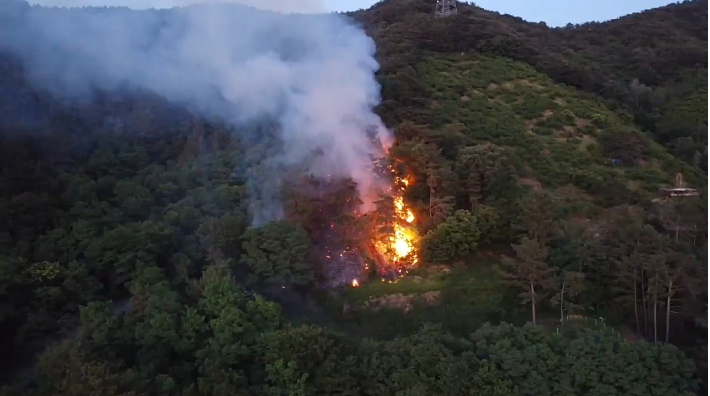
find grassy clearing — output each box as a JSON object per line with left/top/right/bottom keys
{"left": 345, "top": 273, "right": 445, "bottom": 303}
{"left": 322, "top": 253, "right": 635, "bottom": 342}
{"left": 344, "top": 259, "right": 499, "bottom": 304}
{"left": 326, "top": 258, "right": 527, "bottom": 340}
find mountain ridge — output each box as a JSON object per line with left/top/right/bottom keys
{"left": 353, "top": 0, "right": 707, "bottom": 170}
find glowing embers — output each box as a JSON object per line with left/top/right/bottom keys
{"left": 322, "top": 244, "right": 364, "bottom": 288}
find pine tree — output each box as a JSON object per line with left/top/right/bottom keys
{"left": 498, "top": 237, "right": 557, "bottom": 324}
{"left": 659, "top": 252, "right": 699, "bottom": 343}
{"left": 516, "top": 190, "right": 560, "bottom": 244}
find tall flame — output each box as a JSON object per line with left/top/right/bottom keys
{"left": 373, "top": 164, "right": 418, "bottom": 274}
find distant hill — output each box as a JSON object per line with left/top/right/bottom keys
{"left": 352, "top": 0, "right": 708, "bottom": 170}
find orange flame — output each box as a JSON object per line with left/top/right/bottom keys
{"left": 373, "top": 167, "right": 419, "bottom": 273}
{"left": 352, "top": 279, "right": 360, "bottom": 287}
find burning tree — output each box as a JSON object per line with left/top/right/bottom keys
{"left": 367, "top": 158, "right": 419, "bottom": 278}
{"left": 278, "top": 141, "right": 421, "bottom": 287}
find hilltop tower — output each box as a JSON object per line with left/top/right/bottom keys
{"left": 435, "top": 0, "right": 457, "bottom": 17}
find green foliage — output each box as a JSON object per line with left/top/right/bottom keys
{"left": 498, "top": 237, "right": 557, "bottom": 324}
{"left": 591, "top": 113, "right": 611, "bottom": 128}
{"left": 23, "top": 288, "right": 699, "bottom": 396}
{"left": 471, "top": 205, "right": 501, "bottom": 244}
{"left": 422, "top": 210, "right": 480, "bottom": 264}
{"left": 644, "top": 69, "right": 708, "bottom": 168}
{"left": 240, "top": 221, "right": 313, "bottom": 287}
{"left": 412, "top": 52, "right": 700, "bottom": 205}
{"left": 33, "top": 340, "right": 146, "bottom": 396}
{"left": 26, "top": 262, "right": 62, "bottom": 284}
{"left": 470, "top": 322, "right": 699, "bottom": 396}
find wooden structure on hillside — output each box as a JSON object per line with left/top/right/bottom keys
{"left": 653, "top": 173, "right": 702, "bottom": 243}
{"left": 659, "top": 187, "right": 701, "bottom": 198}
{"left": 657, "top": 173, "right": 700, "bottom": 200}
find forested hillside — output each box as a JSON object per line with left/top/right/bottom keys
{"left": 0, "top": 1, "right": 707, "bottom": 395}
{"left": 355, "top": 0, "right": 708, "bottom": 168}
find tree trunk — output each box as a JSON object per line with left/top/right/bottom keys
{"left": 633, "top": 268, "right": 640, "bottom": 335}
{"left": 530, "top": 282, "right": 537, "bottom": 324}
{"left": 634, "top": 92, "right": 639, "bottom": 113}
{"left": 641, "top": 269, "right": 648, "bottom": 336}
{"left": 665, "top": 282, "right": 672, "bottom": 344}
{"left": 560, "top": 282, "right": 566, "bottom": 327}
{"left": 653, "top": 276, "right": 658, "bottom": 343}
{"left": 429, "top": 190, "right": 433, "bottom": 218}
{"left": 653, "top": 297, "right": 658, "bottom": 342}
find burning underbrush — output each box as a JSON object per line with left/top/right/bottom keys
{"left": 283, "top": 156, "right": 419, "bottom": 289}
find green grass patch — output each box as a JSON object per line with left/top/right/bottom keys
{"left": 326, "top": 259, "right": 527, "bottom": 340}
{"left": 345, "top": 275, "right": 445, "bottom": 303}
{"left": 345, "top": 259, "right": 501, "bottom": 304}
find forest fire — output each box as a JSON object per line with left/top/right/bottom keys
{"left": 310, "top": 137, "right": 419, "bottom": 288}
{"left": 322, "top": 168, "right": 418, "bottom": 286}
{"left": 372, "top": 169, "right": 419, "bottom": 277}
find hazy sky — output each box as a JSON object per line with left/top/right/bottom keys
{"left": 325, "top": 0, "right": 675, "bottom": 26}
{"left": 28, "top": 0, "right": 676, "bottom": 26}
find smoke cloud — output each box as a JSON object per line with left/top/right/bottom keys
{"left": 27, "top": 0, "right": 325, "bottom": 14}
{"left": 0, "top": 0, "right": 391, "bottom": 225}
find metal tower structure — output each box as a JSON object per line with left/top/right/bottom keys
{"left": 435, "top": 0, "right": 458, "bottom": 18}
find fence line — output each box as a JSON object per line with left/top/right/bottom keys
{"left": 554, "top": 314, "right": 622, "bottom": 339}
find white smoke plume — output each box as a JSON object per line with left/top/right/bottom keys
{"left": 27, "top": 0, "right": 325, "bottom": 13}
{"left": 0, "top": 0, "right": 391, "bottom": 225}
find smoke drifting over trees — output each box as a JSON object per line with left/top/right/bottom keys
{"left": 0, "top": 0, "right": 390, "bottom": 225}
{"left": 27, "top": 0, "right": 325, "bottom": 13}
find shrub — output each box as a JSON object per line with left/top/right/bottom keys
{"left": 570, "top": 169, "right": 605, "bottom": 191}
{"left": 422, "top": 210, "right": 481, "bottom": 264}
{"left": 561, "top": 109, "right": 576, "bottom": 121}
{"left": 591, "top": 113, "right": 611, "bottom": 128}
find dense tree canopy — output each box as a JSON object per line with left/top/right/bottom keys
{"left": 0, "top": 0, "right": 706, "bottom": 394}
{"left": 1, "top": 266, "right": 699, "bottom": 396}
